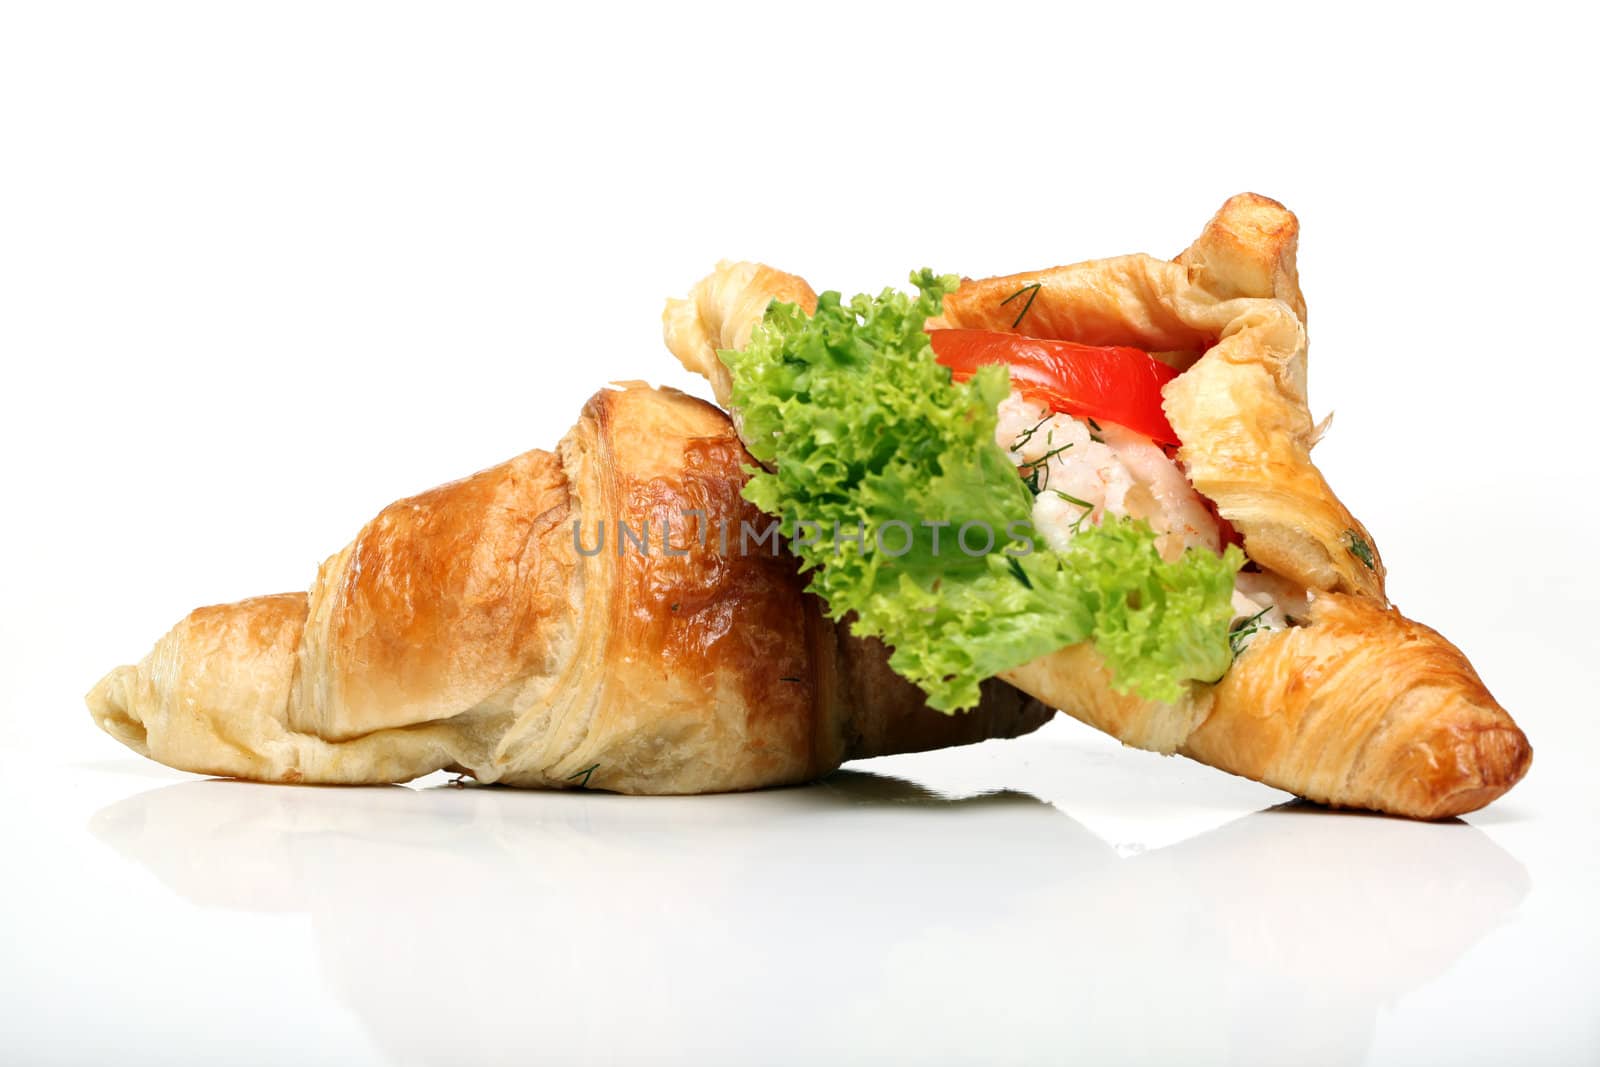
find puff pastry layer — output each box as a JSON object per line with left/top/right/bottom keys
{"left": 88, "top": 385, "right": 1051, "bottom": 792}
{"left": 664, "top": 195, "right": 1530, "bottom": 818}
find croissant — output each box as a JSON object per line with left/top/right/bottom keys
{"left": 86, "top": 383, "right": 1051, "bottom": 792}
{"left": 664, "top": 194, "right": 1531, "bottom": 819}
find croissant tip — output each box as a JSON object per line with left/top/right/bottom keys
{"left": 1413, "top": 722, "right": 1533, "bottom": 820}
{"left": 86, "top": 665, "right": 151, "bottom": 756}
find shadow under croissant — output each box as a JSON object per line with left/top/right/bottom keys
{"left": 90, "top": 774, "right": 1528, "bottom": 1066}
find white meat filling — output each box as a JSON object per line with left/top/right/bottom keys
{"left": 1229, "top": 571, "right": 1310, "bottom": 650}
{"left": 994, "top": 391, "right": 1219, "bottom": 560}
{"left": 992, "top": 389, "right": 1306, "bottom": 649}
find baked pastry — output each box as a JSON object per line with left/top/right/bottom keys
{"left": 664, "top": 194, "right": 1530, "bottom": 818}
{"left": 86, "top": 383, "right": 1051, "bottom": 791}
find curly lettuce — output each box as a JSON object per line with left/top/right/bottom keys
{"left": 722, "top": 270, "right": 1242, "bottom": 711}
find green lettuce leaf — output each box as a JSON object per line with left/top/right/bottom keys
{"left": 722, "top": 270, "right": 1242, "bottom": 712}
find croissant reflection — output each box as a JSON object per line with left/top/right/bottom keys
{"left": 91, "top": 777, "right": 1527, "bottom": 1065}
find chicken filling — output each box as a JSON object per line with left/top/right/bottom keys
{"left": 993, "top": 390, "right": 1304, "bottom": 652}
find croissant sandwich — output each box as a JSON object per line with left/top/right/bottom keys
{"left": 663, "top": 194, "right": 1530, "bottom": 819}
{"left": 86, "top": 383, "right": 1052, "bottom": 793}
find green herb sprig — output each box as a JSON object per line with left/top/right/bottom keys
{"left": 1000, "top": 282, "right": 1042, "bottom": 329}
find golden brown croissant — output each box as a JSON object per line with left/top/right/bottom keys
{"left": 664, "top": 194, "right": 1530, "bottom": 819}
{"left": 87, "top": 383, "right": 1051, "bottom": 792}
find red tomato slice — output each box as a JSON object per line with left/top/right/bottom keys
{"left": 929, "top": 329, "right": 1180, "bottom": 446}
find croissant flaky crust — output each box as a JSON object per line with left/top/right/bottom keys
{"left": 664, "top": 194, "right": 1531, "bottom": 818}
{"left": 939, "top": 195, "right": 1378, "bottom": 599}
{"left": 88, "top": 384, "right": 1051, "bottom": 792}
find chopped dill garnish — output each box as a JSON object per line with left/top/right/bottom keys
{"left": 1019, "top": 442, "right": 1073, "bottom": 494}
{"left": 1049, "top": 490, "right": 1097, "bottom": 532}
{"left": 1010, "top": 411, "right": 1053, "bottom": 453}
{"left": 1228, "top": 606, "right": 1272, "bottom": 656}
{"left": 1035, "top": 442, "right": 1073, "bottom": 465}
{"left": 999, "top": 282, "right": 1042, "bottom": 329}
{"left": 1344, "top": 530, "right": 1377, "bottom": 570}
{"left": 1006, "top": 556, "right": 1032, "bottom": 588}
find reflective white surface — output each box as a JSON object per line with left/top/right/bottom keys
{"left": 4, "top": 723, "right": 1594, "bottom": 1066}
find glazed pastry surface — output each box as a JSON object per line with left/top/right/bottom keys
{"left": 88, "top": 385, "right": 1051, "bottom": 792}
{"left": 663, "top": 196, "right": 1530, "bottom": 817}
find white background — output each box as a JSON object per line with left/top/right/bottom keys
{"left": 2, "top": 3, "right": 1596, "bottom": 1064}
